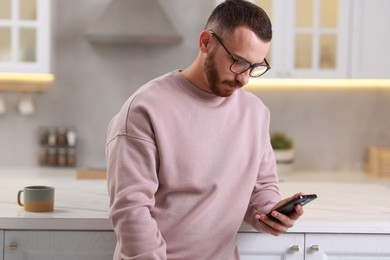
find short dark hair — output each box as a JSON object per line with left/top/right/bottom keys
{"left": 205, "top": 0, "right": 272, "bottom": 42}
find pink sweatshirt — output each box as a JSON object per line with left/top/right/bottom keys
{"left": 106, "top": 70, "right": 280, "bottom": 259}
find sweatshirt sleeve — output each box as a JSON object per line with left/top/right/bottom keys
{"left": 106, "top": 100, "right": 167, "bottom": 259}
{"left": 244, "top": 143, "right": 281, "bottom": 231}
{"left": 244, "top": 104, "right": 282, "bottom": 231}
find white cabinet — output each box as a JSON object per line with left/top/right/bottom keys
{"left": 305, "top": 234, "right": 390, "bottom": 260}
{"left": 253, "top": 0, "right": 390, "bottom": 79}
{"left": 237, "top": 233, "right": 304, "bottom": 259}
{"left": 0, "top": 0, "right": 51, "bottom": 74}
{"left": 238, "top": 233, "right": 390, "bottom": 259}
{"left": 4, "top": 231, "right": 116, "bottom": 260}
{"left": 350, "top": 0, "right": 390, "bottom": 78}
{"left": 0, "top": 230, "right": 4, "bottom": 260}
{"left": 254, "top": 0, "right": 351, "bottom": 79}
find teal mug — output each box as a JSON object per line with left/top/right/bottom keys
{"left": 17, "top": 186, "right": 55, "bottom": 212}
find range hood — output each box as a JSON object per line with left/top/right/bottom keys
{"left": 85, "top": 0, "right": 182, "bottom": 45}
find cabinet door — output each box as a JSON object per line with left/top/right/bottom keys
{"left": 350, "top": 0, "right": 390, "bottom": 78}
{"left": 0, "top": 230, "right": 4, "bottom": 260}
{"left": 254, "top": 0, "right": 350, "bottom": 78}
{"left": 305, "top": 234, "right": 390, "bottom": 259}
{"left": 237, "top": 232, "right": 304, "bottom": 260}
{"left": 285, "top": 0, "right": 350, "bottom": 78}
{"left": 4, "top": 231, "right": 116, "bottom": 260}
{"left": 0, "top": 0, "right": 51, "bottom": 73}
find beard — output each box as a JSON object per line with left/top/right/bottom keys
{"left": 204, "top": 50, "right": 243, "bottom": 97}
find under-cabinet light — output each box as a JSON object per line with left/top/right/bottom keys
{"left": 0, "top": 73, "right": 55, "bottom": 92}
{"left": 0, "top": 73, "right": 55, "bottom": 83}
{"left": 246, "top": 78, "right": 390, "bottom": 89}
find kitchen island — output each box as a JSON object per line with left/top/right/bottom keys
{"left": 1, "top": 167, "right": 390, "bottom": 259}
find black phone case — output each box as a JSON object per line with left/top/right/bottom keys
{"left": 266, "top": 194, "right": 317, "bottom": 221}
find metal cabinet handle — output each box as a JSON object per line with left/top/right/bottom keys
{"left": 9, "top": 241, "right": 18, "bottom": 250}
{"left": 290, "top": 245, "right": 300, "bottom": 252}
{"left": 311, "top": 245, "right": 320, "bottom": 252}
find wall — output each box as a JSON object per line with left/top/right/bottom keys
{"left": 0, "top": 0, "right": 389, "bottom": 171}
{"left": 249, "top": 87, "right": 390, "bottom": 171}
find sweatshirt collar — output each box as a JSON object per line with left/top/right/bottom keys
{"left": 172, "top": 70, "right": 229, "bottom": 105}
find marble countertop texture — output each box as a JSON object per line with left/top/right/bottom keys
{"left": 1, "top": 167, "right": 390, "bottom": 234}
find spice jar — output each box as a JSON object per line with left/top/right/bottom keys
{"left": 66, "top": 128, "right": 77, "bottom": 147}
{"left": 47, "top": 147, "right": 57, "bottom": 166}
{"left": 38, "top": 126, "right": 48, "bottom": 146}
{"left": 47, "top": 127, "right": 57, "bottom": 147}
{"left": 57, "top": 127, "right": 67, "bottom": 146}
{"left": 67, "top": 147, "right": 76, "bottom": 167}
{"left": 57, "top": 147, "right": 67, "bottom": 167}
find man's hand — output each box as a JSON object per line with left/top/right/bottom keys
{"left": 255, "top": 192, "right": 305, "bottom": 236}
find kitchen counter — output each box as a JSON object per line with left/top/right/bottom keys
{"left": 1, "top": 167, "right": 390, "bottom": 234}
{"left": 0, "top": 167, "right": 111, "bottom": 230}
{"left": 250, "top": 171, "right": 390, "bottom": 234}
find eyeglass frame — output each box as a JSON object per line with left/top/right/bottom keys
{"left": 209, "top": 31, "right": 271, "bottom": 78}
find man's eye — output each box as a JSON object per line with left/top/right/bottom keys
{"left": 234, "top": 59, "right": 249, "bottom": 67}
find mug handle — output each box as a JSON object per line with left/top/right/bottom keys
{"left": 17, "top": 190, "right": 24, "bottom": 206}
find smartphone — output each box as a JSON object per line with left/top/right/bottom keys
{"left": 266, "top": 194, "right": 317, "bottom": 222}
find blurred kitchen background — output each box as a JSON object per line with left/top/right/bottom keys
{"left": 0, "top": 0, "right": 390, "bottom": 172}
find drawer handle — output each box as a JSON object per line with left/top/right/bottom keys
{"left": 290, "top": 245, "right": 300, "bottom": 252}
{"left": 311, "top": 245, "right": 320, "bottom": 252}
{"left": 9, "top": 241, "right": 18, "bottom": 250}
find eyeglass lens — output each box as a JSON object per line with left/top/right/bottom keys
{"left": 231, "top": 61, "right": 269, "bottom": 77}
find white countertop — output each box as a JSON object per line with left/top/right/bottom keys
{"left": 241, "top": 171, "right": 390, "bottom": 234}
{"left": 0, "top": 167, "right": 111, "bottom": 230}
{"left": 1, "top": 167, "right": 390, "bottom": 234}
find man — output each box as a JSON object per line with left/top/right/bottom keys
{"left": 106, "top": 0, "right": 304, "bottom": 259}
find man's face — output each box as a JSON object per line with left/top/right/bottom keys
{"left": 203, "top": 27, "right": 270, "bottom": 97}
{"left": 204, "top": 47, "right": 241, "bottom": 97}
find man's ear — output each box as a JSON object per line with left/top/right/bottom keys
{"left": 199, "top": 30, "right": 213, "bottom": 53}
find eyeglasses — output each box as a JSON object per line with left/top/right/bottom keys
{"left": 210, "top": 31, "right": 271, "bottom": 78}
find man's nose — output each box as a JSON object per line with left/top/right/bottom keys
{"left": 234, "top": 70, "right": 251, "bottom": 87}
